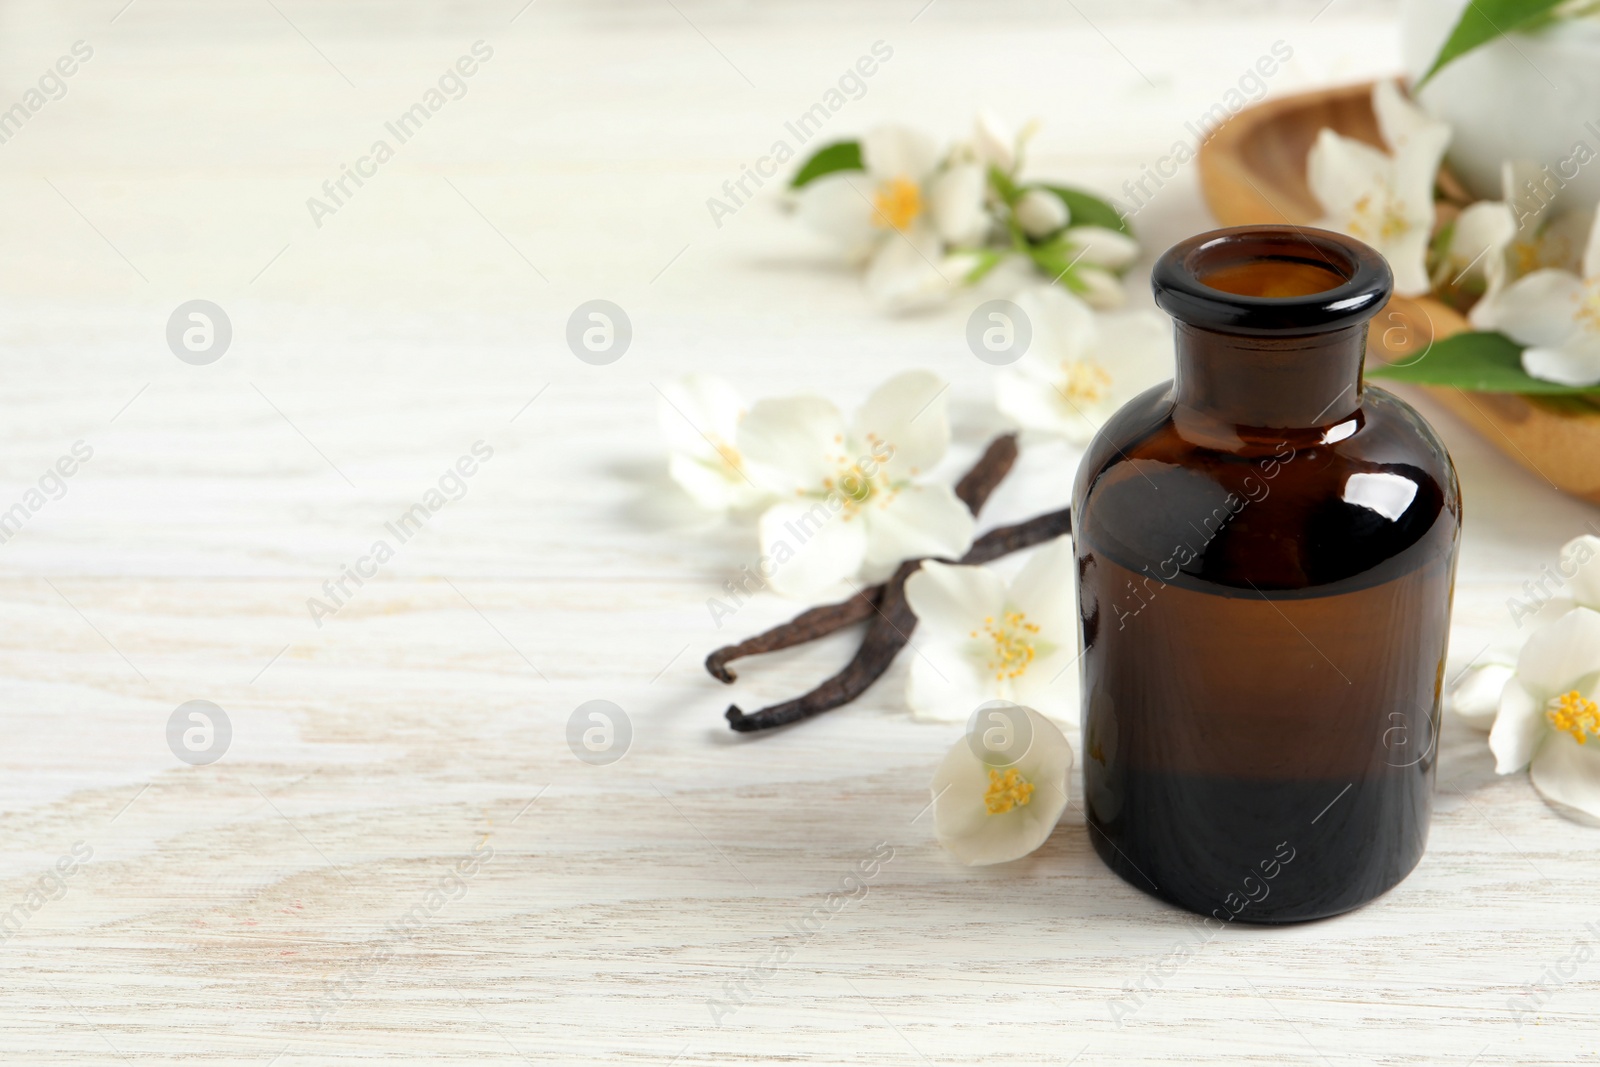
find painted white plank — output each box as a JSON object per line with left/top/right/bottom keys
{"left": 1, "top": 1, "right": 1595, "bottom": 1064}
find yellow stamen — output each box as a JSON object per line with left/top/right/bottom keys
{"left": 1379, "top": 209, "right": 1409, "bottom": 242}
{"left": 706, "top": 434, "right": 742, "bottom": 472}
{"left": 1574, "top": 279, "right": 1600, "bottom": 333}
{"left": 982, "top": 610, "right": 1041, "bottom": 681}
{"left": 1511, "top": 240, "right": 1544, "bottom": 277}
{"left": 817, "top": 451, "right": 896, "bottom": 517}
{"left": 1346, "top": 192, "right": 1410, "bottom": 244}
{"left": 984, "top": 767, "right": 1035, "bottom": 814}
{"left": 1059, "top": 359, "right": 1113, "bottom": 407}
{"left": 872, "top": 176, "right": 923, "bottom": 232}
{"left": 1546, "top": 690, "right": 1600, "bottom": 744}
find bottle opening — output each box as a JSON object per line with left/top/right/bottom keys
{"left": 1152, "top": 226, "right": 1391, "bottom": 336}
{"left": 1197, "top": 258, "right": 1348, "bottom": 299}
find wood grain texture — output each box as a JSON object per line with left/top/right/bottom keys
{"left": 1, "top": 2, "right": 1598, "bottom": 1064}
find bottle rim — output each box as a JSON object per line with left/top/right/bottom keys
{"left": 1151, "top": 225, "right": 1393, "bottom": 337}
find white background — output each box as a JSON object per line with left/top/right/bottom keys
{"left": 1, "top": 1, "right": 1596, "bottom": 1063}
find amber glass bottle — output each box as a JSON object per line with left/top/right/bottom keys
{"left": 1073, "top": 226, "right": 1460, "bottom": 923}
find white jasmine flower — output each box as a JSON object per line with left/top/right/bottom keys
{"left": 1472, "top": 208, "right": 1600, "bottom": 386}
{"left": 1436, "top": 200, "right": 1516, "bottom": 304}
{"left": 1502, "top": 160, "right": 1596, "bottom": 274}
{"left": 1503, "top": 533, "right": 1600, "bottom": 631}
{"left": 869, "top": 246, "right": 985, "bottom": 311}
{"left": 1307, "top": 80, "right": 1450, "bottom": 296}
{"left": 1064, "top": 225, "right": 1139, "bottom": 269}
{"left": 903, "top": 536, "right": 1080, "bottom": 724}
{"left": 1014, "top": 187, "right": 1069, "bottom": 239}
{"left": 1067, "top": 265, "right": 1128, "bottom": 309}
{"left": 1055, "top": 232, "right": 1136, "bottom": 308}
{"left": 1452, "top": 534, "right": 1600, "bottom": 725}
{"left": 1560, "top": 535, "right": 1600, "bottom": 609}
{"left": 736, "top": 370, "right": 975, "bottom": 599}
{"left": 655, "top": 374, "right": 768, "bottom": 512}
{"left": 1450, "top": 661, "right": 1517, "bottom": 730}
{"left": 1519, "top": 534, "right": 1600, "bottom": 618}
{"left": 1456, "top": 163, "right": 1584, "bottom": 323}
{"left": 966, "top": 110, "right": 1017, "bottom": 176}
{"left": 994, "top": 286, "right": 1173, "bottom": 444}
{"left": 1488, "top": 607, "right": 1600, "bottom": 824}
{"left": 797, "top": 125, "right": 988, "bottom": 310}
{"left": 930, "top": 702, "right": 1073, "bottom": 865}
{"left": 1511, "top": 209, "right": 1596, "bottom": 279}
{"left": 1052, "top": 226, "right": 1140, "bottom": 309}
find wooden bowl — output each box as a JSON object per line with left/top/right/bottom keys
{"left": 1198, "top": 81, "right": 1600, "bottom": 505}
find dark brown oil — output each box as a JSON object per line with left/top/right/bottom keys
{"left": 1074, "top": 227, "right": 1460, "bottom": 923}
{"left": 1080, "top": 552, "right": 1447, "bottom": 922}
{"left": 1198, "top": 258, "right": 1346, "bottom": 299}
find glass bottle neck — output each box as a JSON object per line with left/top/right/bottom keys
{"left": 1173, "top": 321, "right": 1366, "bottom": 431}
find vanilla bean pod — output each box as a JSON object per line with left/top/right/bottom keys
{"left": 958, "top": 506, "right": 1076, "bottom": 566}
{"left": 723, "top": 503, "right": 1072, "bottom": 733}
{"left": 704, "top": 433, "right": 1019, "bottom": 684}
{"left": 950, "top": 432, "right": 1020, "bottom": 517}
{"left": 705, "top": 589, "right": 879, "bottom": 684}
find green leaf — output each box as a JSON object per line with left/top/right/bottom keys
{"left": 1369, "top": 330, "right": 1600, "bottom": 394}
{"left": 789, "top": 141, "right": 863, "bottom": 189}
{"left": 961, "top": 249, "right": 1010, "bottom": 285}
{"left": 1416, "top": 0, "right": 1566, "bottom": 87}
{"left": 1024, "top": 236, "right": 1082, "bottom": 281}
{"left": 988, "top": 165, "right": 1020, "bottom": 206}
{"left": 1041, "top": 184, "right": 1132, "bottom": 237}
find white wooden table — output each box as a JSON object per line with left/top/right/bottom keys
{"left": 2, "top": 1, "right": 1597, "bottom": 1063}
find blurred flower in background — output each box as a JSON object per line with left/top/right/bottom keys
{"left": 1308, "top": 80, "right": 1451, "bottom": 296}
{"left": 795, "top": 125, "right": 988, "bottom": 309}
{"left": 790, "top": 115, "right": 1141, "bottom": 311}
{"left": 655, "top": 374, "right": 771, "bottom": 514}
{"left": 1474, "top": 211, "right": 1600, "bottom": 386}
{"left": 994, "top": 286, "right": 1172, "bottom": 443}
